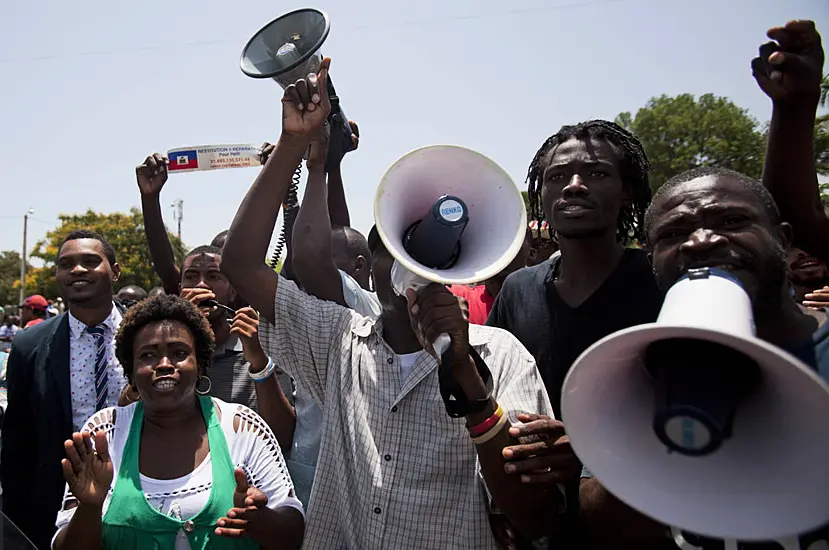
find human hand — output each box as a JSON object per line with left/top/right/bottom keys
{"left": 502, "top": 413, "right": 581, "bottom": 485}
{"left": 751, "top": 20, "right": 824, "bottom": 103}
{"left": 281, "top": 57, "right": 332, "bottom": 144}
{"left": 803, "top": 285, "right": 829, "bottom": 310}
{"left": 215, "top": 468, "right": 269, "bottom": 538}
{"left": 61, "top": 431, "right": 113, "bottom": 508}
{"left": 230, "top": 307, "right": 268, "bottom": 371}
{"left": 180, "top": 287, "right": 218, "bottom": 318}
{"left": 136, "top": 153, "right": 169, "bottom": 196}
{"left": 405, "top": 284, "right": 470, "bottom": 362}
{"left": 326, "top": 119, "right": 360, "bottom": 168}
{"left": 259, "top": 142, "right": 275, "bottom": 165}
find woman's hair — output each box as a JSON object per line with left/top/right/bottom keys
{"left": 115, "top": 294, "right": 215, "bottom": 384}
{"left": 526, "top": 119, "right": 651, "bottom": 244}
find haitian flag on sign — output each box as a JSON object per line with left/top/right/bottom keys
{"left": 169, "top": 150, "right": 199, "bottom": 171}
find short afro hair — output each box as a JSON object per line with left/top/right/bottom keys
{"left": 59, "top": 230, "right": 117, "bottom": 266}
{"left": 645, "top": 166, "right": 780, "bottom": 241}
{"left": 115, "top": 294, "right": 215, "bottom": 384}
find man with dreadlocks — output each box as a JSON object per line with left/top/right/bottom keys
{"left": 487, "top": 119, "right": 663, "bottom": 548}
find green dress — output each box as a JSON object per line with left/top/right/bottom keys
{"left": 101, "top": 395, "right": 259, "bottom": 550}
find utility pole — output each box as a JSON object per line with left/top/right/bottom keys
{"left": 171, "top": 199, "right": 183, "bottom": 241}
{"left": 19, "top": 208, "right": 33, "bottom": 306}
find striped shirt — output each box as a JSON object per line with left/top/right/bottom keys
{"left": 260, "top": 277, "right": 554, "bottom": 550}
{"left": 209, "top": 335, "right": 257, "bottom": 411}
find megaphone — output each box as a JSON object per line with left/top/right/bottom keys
{"left": 374, "top": 145, "right": 527, "bottom": 353}
{"left": 561, "top": 267, "right": 829, "bottom": 541}
{"left": 240, "top": 8, "right": 353, "bottom": 268}
{"left": 240, "top": 8, "right": 353, "bottom": 163}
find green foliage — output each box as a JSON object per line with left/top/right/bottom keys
{"left": 821, "top": 74, "right": 829, "bottom": 109}
{"left": 26, "top": 208, "right": 186, "bottom": 298}
{"left": 616, "top": 94, "right": 766, "bottom": 192}
{"left": 0, "top": 251, "right": 29, "bottom": 308}
{"left": 816, "top": 114, "right": 829, "bottom": 179}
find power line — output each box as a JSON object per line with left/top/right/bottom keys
{"left": 0, "top": 0, "right": 633, "bottom": 64}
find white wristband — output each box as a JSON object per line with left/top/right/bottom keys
{"left": 249, "top": 357, "right": 276, "bottom": 382}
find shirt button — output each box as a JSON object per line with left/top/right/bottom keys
{"left": 391, "top": 406, "right": 398, "bottom": 413}
{"left": 384, "top": 454, "right": 392, "bottom": 461}
{"left": 183, "top": 520, "right": 195, "bottom": 532}
{"left": 374, "top": 507, "right": 381, "bottom": 514}
{"left": 386, "top": 357, "right": 393, "bottom": 365}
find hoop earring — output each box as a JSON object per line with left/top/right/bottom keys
{"left": 196, "top": 375, "right": 212, "bottom": 395}
{"left": 126, "top": 384, "right": 140, "bottom": 401}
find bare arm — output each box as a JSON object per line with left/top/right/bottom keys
{"left": 327, "top": 164, "right": 350, "bottom": 227}
{"left": 457, "top": 361, "right": 560, "bottom": 541}
{"left": 250, "top": 506, "right": 305, "bottom": 550}
{"left": 763, "top": 100, "right": 829, "bottom": 259}
{"left": 326, "top": 119, "right": 359, "bottom": 227}
{"left": 291, "top": 135, "right": 347, "bottom": 306}
{"left": 137, "top": 154, "right": 181, "bottom": 295}
{"left": 221, "top": 137, "right": 306, "bottom": 323}
{"left": 580, "top": 477, "right": 667, "bottom": 549}
{"left": 222, "top": 58, "right": 333, "bottom": 322}
{"left": 53, "top": 504, "right": 103, "bottom": 550}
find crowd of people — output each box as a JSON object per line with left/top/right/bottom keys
{"left": 0, "top": 16, "right": 827, "bottom": 550}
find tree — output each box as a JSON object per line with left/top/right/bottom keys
{"left": 24, "top": 209, "right": 187, "bottom": 298}
{"left": 820, "top": 74, "right": 829, "bottom": 109}
{"left": 0, "top": 251, "right": 29, "bottom": 308}
{"left": 616, "top": 94, "right": 767, "bottom": 192}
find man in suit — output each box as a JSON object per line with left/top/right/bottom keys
{"left": 1, "top": 230, "right": 125, "bottom": 549}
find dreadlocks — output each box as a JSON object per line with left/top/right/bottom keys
{"left": 526, "top": 119, "right": 651, "bottom": 244}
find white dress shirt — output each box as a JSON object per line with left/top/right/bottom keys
{"left": 68, "top": 304, "right": 125, "bottom": 431}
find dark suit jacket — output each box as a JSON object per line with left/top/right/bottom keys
{"left": 1, "top": 315, "right": 73, "bottom": 550}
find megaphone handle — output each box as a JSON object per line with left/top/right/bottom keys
{"left": 434, "top": 333, "right": 450, "bottom": 357}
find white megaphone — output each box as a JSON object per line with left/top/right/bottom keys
{"left": 374, "top": 145, "right": 527, "bottom": 356}
{"left": 561, "top": 267, "right": 829, "bottom": 541}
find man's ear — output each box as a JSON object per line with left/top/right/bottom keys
{"left": 774, "top": 222, "right": 794, "bottom": 251}
{"left": 228, "top": 286, "right": 238, "bottom": 304}
{"left": 112, "top": 263, "right": 121, "bottom": 283}
{"left": 354, "top": 255, "right": 367, "bottom": 273}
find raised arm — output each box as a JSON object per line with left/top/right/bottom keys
{"left": 753, "top": 20, "right": 829, "bottom": 262}
{"left": 291, "top": 125, "right": 348, "bottom": 305}
{"left": 137, "top": 154, "right": 181, "bottom": 295}
{"left": 326, "top": 120, "right": 359, "bottom": 227}
{"left": 221, "top": 58, "right": 333, "bottom": 322}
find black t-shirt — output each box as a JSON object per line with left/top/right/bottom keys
{"left": 487, "top": 248, "right": 663, "bottom": 417}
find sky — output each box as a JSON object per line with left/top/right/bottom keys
{"left": 1, "top": 0, "right": 827, "bottom": 268}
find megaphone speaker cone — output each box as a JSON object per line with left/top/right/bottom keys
{"left": 562, "top": 324, "right": 829, "bottom": 540}
{"left": 240, "top": 8, "right": 330, "bottom": 87}
{"left": 374, "top": 145, "right": 527, "bottom": 286}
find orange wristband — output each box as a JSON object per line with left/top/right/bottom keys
{"left": 468, "top": 405, "right": 503, "bottom": 437}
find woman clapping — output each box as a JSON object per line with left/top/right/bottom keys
{"left": 52, "top": 295, "right": 304, "bottom": 549}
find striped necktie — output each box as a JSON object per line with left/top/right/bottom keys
{"left": 86, "top": 324, "right": 109, "bottom": 412}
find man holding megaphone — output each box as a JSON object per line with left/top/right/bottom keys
{"left": 571, "top": 166, "right": 829, "bottom": 550}
{"left": 221, "top": 58, "right": 567, "bottom": 549}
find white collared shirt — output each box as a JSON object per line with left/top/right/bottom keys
{"left": 68, "top": 304, "right": 125, "bottom": 431}
{"left": 260, "top": 277, "right": 554, "bottom": 550}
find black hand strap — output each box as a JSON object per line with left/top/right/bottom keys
{"left": 438, "top": 347, "right": 493, "bottom": 418}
